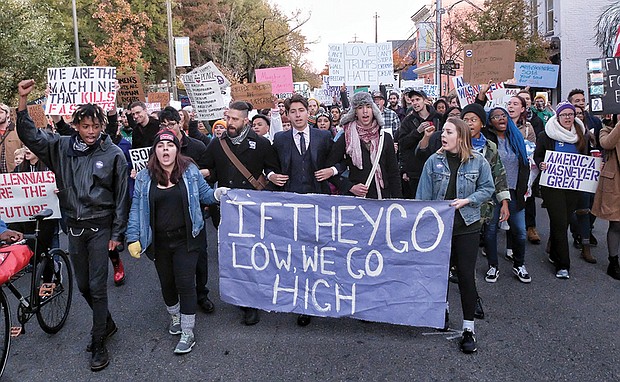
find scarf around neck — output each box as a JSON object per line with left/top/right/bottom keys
{"left": 227, "top": 124, "right": 251, "bottom": 145}
{"left": 471, "top": 133, "right": 487, "bottom": 152}
{"left": 344, "top": 120, "right": 384, "bottom": 189}
{"left": 71, "top": 133, "right": 101, "bottom": 156}
{"left": 545, "top": 115, "right": 584, "bottom": 144}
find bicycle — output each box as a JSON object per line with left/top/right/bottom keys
{"left": 0, "top": 209, "right": 73, "bottom": 377}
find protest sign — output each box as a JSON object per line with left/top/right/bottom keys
{"left": 255, "top": 66, "right": 294, "bottom": 94}
{"left": 231, "top": 82, "right": 273, "bottom": 109}
{"left": 190, "top": 61, "right": 231, "bottom": 89}
{"left": 145, "top": 102, "right": 161, "bottom": 115}
{"left": 312, "top": 88, "right": 333, "bottom": 105}
{"left": 147, "top": 92, "right": 170, "bottom": 107}
{"left": 514, "top": 62, "right": 559, "bottom": 88}
{"left": 463, "top": 40, "right": 516, "bottom": 85}
{"left": 423, "top": 84, "right": 439, "bottom": 99}
{"left": 327, "top": 43, "right": 394, "bottom": 86}
{"left": 117, "top": 74, "right": 146, "bottom": 107}
{"left": 452, "top": 76, "right": 510, "bottom": 107}
{"left": 293, "top": 82, "right": 311, "bottom": 98}
{"left": 129, "top": 148, "right": 151, "bottom": 172}
{"left": 587, "top": 57, "right": 620, "bottom": 114}
{"left": 181, "top": 74, "right": 226, "bottom": 120}
{"left": 27, "top": 104, "right": 47, "bottom": 129}
{"left": 175, "top": 37, "right": 191, "bottom": 67}
{"left": 0, "top": 171, "right": 61, "bottom": 223}
{"left": 46, "top": 66, "right": 116, "bottom": 115}
{"left": 218, "top": 190, "right": 455, "bottom": 328}
{"left": 539, "top": 151, "right": 602, "bottom": 193}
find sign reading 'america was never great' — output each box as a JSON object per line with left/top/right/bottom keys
{"left": 218, "top": 190, "right": 455, "bottom": 328}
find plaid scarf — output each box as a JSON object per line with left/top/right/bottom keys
{"left": 227, "top": 124, "right": 251, "bottom": 145}
{"left": 344, "top": 120, "right": 384, "bottom": 189}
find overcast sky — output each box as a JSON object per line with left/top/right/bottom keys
{"left": 269, "top": 0, "right": 427, "bottom": 71}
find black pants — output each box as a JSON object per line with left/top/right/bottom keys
{"left": 451, "top": 231, "right": 480, "bottom": 321}
{"left": 525, "top": 195, "right": 537, "bottom": 228}
{"left": 541, "top": 186, "right": 579, "bottom": 271}
{"left": 154, "top": 233, "right": 198, "bottom": 315}
{"left": 195, "top": 227, "right": 210, "bottom": 302}
{"left": 68, "top": 226, "right": 111, "bottom": 338}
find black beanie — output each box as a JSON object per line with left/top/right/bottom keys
{"left": 461, "top": 103, "right": 487, "bottom": 125}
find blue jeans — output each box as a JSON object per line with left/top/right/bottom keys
{"left": 485, "top": 190, "right": 527, "bottom": 268}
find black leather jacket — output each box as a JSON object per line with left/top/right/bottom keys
{"left": 17, "top": 110, "right": 129, "bottom": 241}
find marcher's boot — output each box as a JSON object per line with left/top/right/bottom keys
{"left": 580, "top": 244, "right": 596, "bottom": 264}
{"left": 608, "top": 256, "right": 620, "bottom": 280}
{"left": 90, "top": 336, "right": 109, "bottom": 371}
{"left": 527, "top": 227, "right": 541, "bottom": 244}
{"left": 111, "top": 257, "right": 125, "bottom": 286}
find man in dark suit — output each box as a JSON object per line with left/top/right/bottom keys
{"left": 268, "top": 94, "right": 338, "bottom": 327}
{"left": 203, "top": 101, "right": 279, "bottom": 326}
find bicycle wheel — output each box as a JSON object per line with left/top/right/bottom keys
{"left": 35, "top": 249, "right": 73, "bottom": 334}
{"left": 0, "top": 288, "right": 11, "bottom": 378}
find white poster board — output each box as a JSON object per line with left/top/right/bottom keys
{"left": 0, "top": 171, "right": 61, "bottom": 223}
{"left": 539, "top": 151, "right": 602, "bottom": 193}
{"left": 46, "top": 66, "right": 117, "bottom": 115}
{"left": 328, "top": 43, "right": 394, "bottom": 86}
{"left": 181, "top": 74, "right": 226, "bottom": 120}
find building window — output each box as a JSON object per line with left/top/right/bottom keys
{"left": 531, "top": 0, "right": 539, "bottom": 33}
{"left": 546, "top": 0, "right": 554, "bottom": 34}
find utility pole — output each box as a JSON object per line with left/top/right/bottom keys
{"left": 72, "top": 0, "right": 80, "bottom": 65}
{"left": 435, "top": 0, "right": 442, "bottom": 92}
{"left": 166, "top": 0, "right": 178, "bottom": 101}
{"left": 374, "top": 12, "right": 380, "bottom": 43}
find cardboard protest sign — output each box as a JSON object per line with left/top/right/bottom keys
{"left": 129, "top": 148, "right": 151, "bottom": 172}
{"left": 117, "top": 74, "right": 146, "bottom": 107}
{"left": 255, "top": 66, "right": 294, "bottom": 94}
{"left": 463, "top": 40, "right": 516, "bottom": 85}
{"left": 540, "top": 151, "right": 602, "bottom": 193}
{"left": 147, "top": 92, "right": 170, "bottom": 107}
{"left": 514, "top": 62, "right": 559, "bottom": 88}
{"left": 327, "top": 43, "right": 394, "bottom": 86}
{"left": 145, "top": 102, "right": 161, "bottom": 115}
{"left": 181, "top": 74, "right": 226, "bottom": 120}
{"left": 218, "top": 190, "right": 455, "bottom": 328}
{"left": 586, "top": 57, "right": 620, "bottom": 114}
{"left": 0, "top": 171, "right": 61, "bottom": 223}
{"left": 46, "top": 66, "right": 116, "bottom": 115}
{"left": 190, "top": 61, "right": 231, "bottom": 89}
{"left": 27, "top": 104, "right": 48, "bottom": 129}
{"left": 231, "top": 82, "right": 273, "bottom": 109}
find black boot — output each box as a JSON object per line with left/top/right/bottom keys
{"left": 86, "top": 317, "right": 118, "bottom": 352}
{"left": 608, "top": 256, "right": 620, "bottom": 280}
{"left": 90, "top": 336, "right": 109, "bottom": 371}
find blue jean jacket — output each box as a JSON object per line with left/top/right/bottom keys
{"left": 416, "top": 150, "right": 494, "bottom": 225}
{"left": 126, "top": 164, "right": 216, "bottom": 255}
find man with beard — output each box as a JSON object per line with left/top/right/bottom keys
{"left": 397, "top": 89, "right": 441, "bottom": 197}
{"left": 373, "top": 91, "right": 400, "bottom": 137}
{"left": 387, "top": 91, "right": 406, "bottom": 122}
{"left": 533, "top": 95, "right": 553, "bottom": 124}
{"left": 203, "top": 101, "right": 280, "bottom": 326}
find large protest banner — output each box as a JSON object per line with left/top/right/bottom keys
{"left": 586, "top": 57, "right": 620, "bottom": 114}
{"left": 218, "top": 190, "right": 454, "bottom": 328}
{"left": 181, "top": 74, "right": 226, "bottom": 120}
{"left": 452, "top": 76, "right": 517, "bottom": 107}
{"left": 231, "top": 82, "right": 273, "bottom": 109}
{"left": 0, "top": 171, "right": 61, "bottom": 223}
{"left": 147, "top": 92, "right": 170, "bottom": 108}
{"left": 190, "top": 61, "right": 231, "bottom": 89}
{"left": 255, "top": 66, "right": 294, "bottom": 94}
{"left": 327, "top": 43, "right": 394, "bottom": 86}
{"left": 46, "top": 66, "right": 116, "bottom": 115}
{"left": 539, "top": 151, "right": 602, "bottom": 193}
{"left": 463, "top": 40, "right": 516, "bottom": 85}
{"left": 117, "top": 74, "right": 146, "bottom": 107}
{"left": 513, "top": 62, "right": 559, "bottom": 88}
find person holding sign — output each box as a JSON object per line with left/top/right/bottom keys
{"left": 16, "top": 79, "right": 129, "bottom": 372}
{"left": 0, "top": 103, "right": 23, "bottom": 173}
{"left": 592, "top": 118, "right": 620, "bottom": 280}
{"left": 126, "top": 131, "right": 219, "bottom": 354}
{"left": 327, "top": 92, "right": 401, "bottom": 199}
{"left": 535, "top": 101, "right": 592, "bottom": 279}
{"left": 416, "top": 118, "right": 494, "bottom": 354}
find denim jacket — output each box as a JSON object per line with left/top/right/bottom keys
{"left": 416, "top": 150, "right": 494, "bottom": 225}
{"left": 126, "top": 164, "right": 216, "bottom": 255}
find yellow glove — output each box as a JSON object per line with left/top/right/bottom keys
{"left": 128, "top": 241, "right": 142, "bottom": 259}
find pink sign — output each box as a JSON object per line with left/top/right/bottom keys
{"left": 255, "top": 66, "right": 294, "bottom": 94}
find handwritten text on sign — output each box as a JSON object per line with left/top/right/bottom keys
{"left": 231, "top": 82, "right": 273, "bottom": 109}
{"left": 327, "top": 43, "right": 394, "bottom": 86}
{"left": 514, "top": 62, "right": 559, "bottom": 88}
{"left": 0, "top": 171, "right": 61, "bottom": 223}
{"left": 218, "top": 190, "right": 455, "bottom": 328}
{"left": 46, "top": 66, "right": 116, "bottom": 115}
{"left": 540, "top": 151, "right": 602, "bottom": 193}
{"left": 255, "top": 66, "right": 294, "bottom": 94}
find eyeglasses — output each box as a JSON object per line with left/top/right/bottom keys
{"left": 448, "top": 112, "right": 461, "bottom": 117}
{"left": 160, "top": 121, "right": 178, "bottom": 129}
{"left": 558, "top": 113, "right": 575, "bottom": 119}
{"left": 489, "top": 115, "right": 507, "bottom": 121}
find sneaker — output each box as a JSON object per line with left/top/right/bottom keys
{"left": 53, "top": 260, "right": 63, "bottom": 284}
{"left": 505, "top": 249, "right": 514, "bottom": 261}
{"left": 548, "top": 255, "right": 555, "bottom": 265}
{"left": 512, "top": 265, "right": 531, "bottom": 283}
{"left": 556, "top": 269, "right": 570, "bottom": 279}
{"left": 112, "top": 258, "right": 125, "bottom": 286}
{"left": 449, "top": 267, "right": 459, "bottom": 284}
{"left": 460, "top": 329, "right": 477, "bottom": 354}
{"left": 174, "top": 331, "right": 196, "bottom": 354}
{"left": 169, "top": 314, "right": 181, "bottom": 335}
{"left": 480, "top": 247, "right": 487, "bottom": 257}
{"left": 485, "top": 266, "right": 499, "bottom": 283}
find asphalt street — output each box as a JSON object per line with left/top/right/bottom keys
{"left": 3, "top": 200, "right": 620, "bottom": 381}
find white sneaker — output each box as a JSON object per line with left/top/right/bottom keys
{"left": 485, "top": 266, "right": 499, "bottom": 283}
{"left": 505, "top": 249, "right": 514, "bottom": 261}
{"left": 513, "top": 265, "right": 532, "bottom": 283}
{"left": 556, "top": 269, "right": 570, "bottom": 279}
{"left": 174, "top": 331, "right": 196, "bottom": 354}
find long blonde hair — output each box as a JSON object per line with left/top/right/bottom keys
{"left": 443, "top": 117, "right": 473, "bottom": 162}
